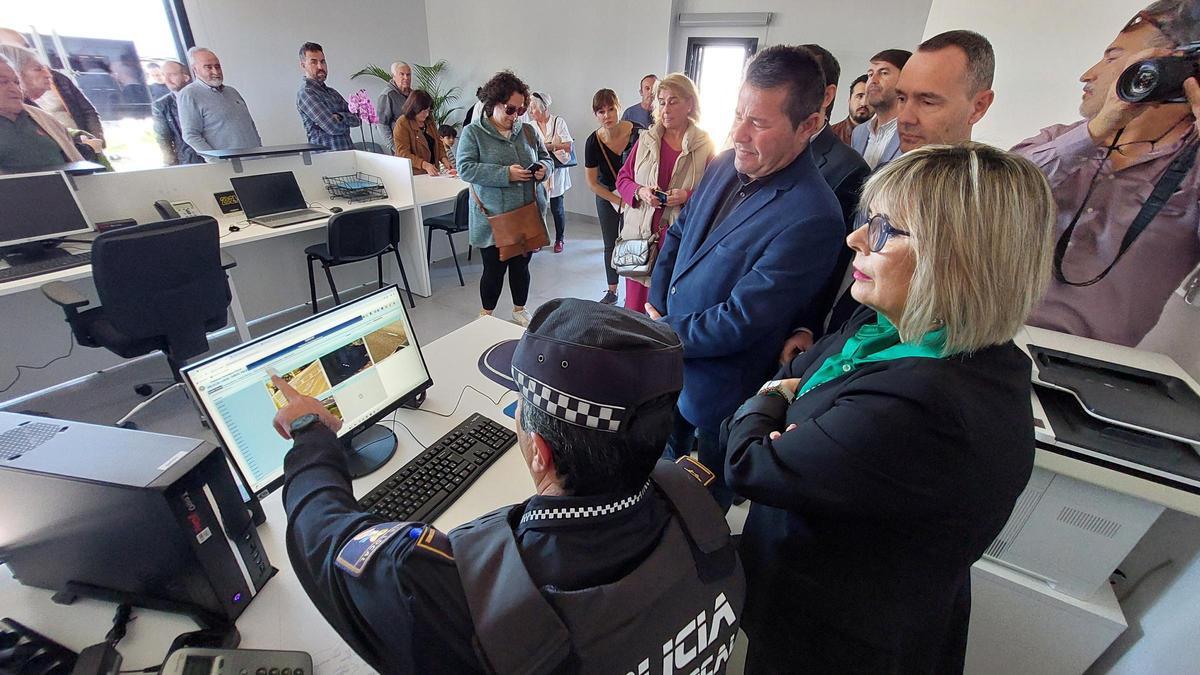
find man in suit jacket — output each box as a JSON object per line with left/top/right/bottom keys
{"left": 850, "top": 49, "right": 910, "bottom": 170}
{"left": 647, "top": 45, "right": 844, "bottom": 510}
{"left": 152, "top": 60, "right": 202, "bottom": 166}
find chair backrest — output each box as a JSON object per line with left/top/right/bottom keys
{"left": 91, "top": 216, "right": 231, "bottom": 362}
{"left": 453, "top": 189, "right": 470, "bottom": 231}
{"left": 327, "top": 205, "right": 400, "bottom": 260}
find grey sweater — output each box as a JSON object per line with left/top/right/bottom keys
{"left": 456, "top": 116, "right": 553, "bottom": 248}
{"left": 178, "top": 81, "right": 262, "bottom": 153}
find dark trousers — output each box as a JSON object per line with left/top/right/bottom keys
{"left": 479, "top": 246, "right": 531, "bottom": 311}
{"left": 663, "top": 406, "right": 735, "bottom": 511}
{"left": 549, "top": 195, "right": 566, "bottom": 243}
{"left": 595, "top": 195, "right": 622, "bottom": 286}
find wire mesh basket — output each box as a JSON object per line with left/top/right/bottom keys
{"left": 323, "top": 172, "right": 389, "bottom": 203}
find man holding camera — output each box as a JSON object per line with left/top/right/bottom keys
{"left": 1014, "top": 0, "right": 1200, "bottom": 348}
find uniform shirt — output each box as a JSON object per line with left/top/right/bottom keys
{"left": 0, "top": 110, "right": 70, "bottom": 171}
{"left": 296, "top": 77, "right": 361, "bottom": 151}
{"left": 177, "top": 80, "right": 262, "bottom": 153}
{"left": 282, "top": 424, "right": 672, "bottom": 674}
{"left": 862, "top": 116, "right": 898, "bottom": 170}
{"left": 1013, "top": 120, "right": 1200, "bottom": 347}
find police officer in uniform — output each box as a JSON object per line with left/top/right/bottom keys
{"left": 271, "top": 298, "right": 745, "bottom": 674}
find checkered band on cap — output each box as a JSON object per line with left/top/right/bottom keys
{"left": 514, "top": 367, "right": 627, "bottom": 432}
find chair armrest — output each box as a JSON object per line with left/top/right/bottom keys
{"left": 220, "top": 250, "right": 237, "bottom": 270}
{"left": 41, "top": 281, "right": 90, "bottom": 309}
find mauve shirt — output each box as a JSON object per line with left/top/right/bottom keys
{"left": 1013, "top": 120, "right": 1200, "bottom": 347}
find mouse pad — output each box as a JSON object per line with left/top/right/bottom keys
{"left": 478, "top": 340, "right": 519, "bottom": 391}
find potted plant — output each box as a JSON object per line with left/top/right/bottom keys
{"left": 352, "top": 60, "right": 463, "bottom": 128}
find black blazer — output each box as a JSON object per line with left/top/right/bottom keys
{"left": 722, "top": 307, "right": 1035, "bottom": 674}
{"left": 811, "top": 125, "right": 871, "bottom": 228}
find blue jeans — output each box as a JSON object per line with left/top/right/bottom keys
{"left": 664, "top": 406, "right": 735, "bottom": 512}
{"left": 549, "top": 195, "right": 566, "bottom": 243}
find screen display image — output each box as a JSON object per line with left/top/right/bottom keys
{"left": 184, "top": 286, "right": 430, "bottom": 495}
{"left": 0, "top": 172, "right": 92, "bottom": 247}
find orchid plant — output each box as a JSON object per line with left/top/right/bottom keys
{"left": 347, "top": 89, "right": 379, "bottom": 150}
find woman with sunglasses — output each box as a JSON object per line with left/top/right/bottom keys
{"left": 721, "top": 144, "right": 1055, "bottom": 673}
{"left": 457, "top": 70, "right": 553, "bottom": 327}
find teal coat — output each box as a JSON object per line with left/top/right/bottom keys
{"left": 456, "top": 116, "right": 553, "bottom": 248}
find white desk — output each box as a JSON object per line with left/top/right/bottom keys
{"left": 0, "top": 316, "right": 527, "bottom": 672}
{"left": 0, "top": 152, "right": 464, "bottom": 401}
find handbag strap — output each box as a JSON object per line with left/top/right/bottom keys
{"left": 468, "top": 186, "right": 492, "bottom": 217}
{"left": 470, "top": 124, "right": 541, "bottom": 216}
{"left": 598, "top": 129, "right": 621, "bottom": 180}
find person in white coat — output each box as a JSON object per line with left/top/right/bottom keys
{"left": 529, "top": 91, "right": 574, "bottom": 252}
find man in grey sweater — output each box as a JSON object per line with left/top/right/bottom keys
{"left": 376, "top": 61, "right": 411, "bottom": 153}
{"left": 178, "top": 47, "right": 262, "bottom": 155}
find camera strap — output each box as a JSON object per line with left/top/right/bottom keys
{"left": 1054, "top": 131, "right": 1200, "bottom": 287}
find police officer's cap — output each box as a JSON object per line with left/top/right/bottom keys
{"left": 512, "top": 298, "right": 683, "bottom": 433}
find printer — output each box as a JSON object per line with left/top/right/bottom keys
{"left": 982, "top": 326, "right": 1200, "bottom": 598}
{"left": 0, "top": 411, "right": 274, "bottom": 626}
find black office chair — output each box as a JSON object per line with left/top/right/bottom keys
{"left": 41, "top": 217, "right": 235, "bottom": 425}
{"left": 305, "top": 205, "right": 416, "bottom": 313}
{"left": 423, "top": 189, "right": 471, "bottom": 286}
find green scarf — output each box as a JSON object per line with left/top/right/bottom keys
{"left": 797, "top": 312, "right": 948, "bottom": 398}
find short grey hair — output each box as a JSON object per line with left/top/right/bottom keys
{"left": 0, "top": 44, "right": 42, "bottom": 73}
{"left": 187, "top": 46, "right": 215, "bottom": 64}
{"left": 1136, "top": 0, "right": 1200, "bottom": 46}
{"left": 530, "top": 91, "right": 552, "bottom": 110}
{"left": 391, "top": 61, "right": 410, "bottom": 72}
{"left": 0, "top": 53, "right": 13, "bottom": 71}
{"left": 858, "top": 143, "right": 1055, "bottom": 353}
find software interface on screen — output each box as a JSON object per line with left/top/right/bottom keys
{"left": 185, "top": 287, "right": 429, "bottom": 494}
{"left": 0, "top": 172, "right": 92, "bottom": 247}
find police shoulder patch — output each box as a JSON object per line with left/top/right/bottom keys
{"left": 412, "top": 524, "right": 455, "bottom": 563}
{"left": 676, "top": 455, "right": 716, "bottom": 487}
{"left": 335, "top": 521, "right": 413, "bottom": 577}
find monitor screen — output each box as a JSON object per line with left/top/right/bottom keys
{"left": 0, "top": 172, "right": 92, "bottom": 247}
{"left": 229, "top": 171, "right": 308, "bottom": 218}
{"left": 183, "top": 286, "right": 431, "bottom": 495}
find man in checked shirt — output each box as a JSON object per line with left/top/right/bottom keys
{"left": 295, "top": 41, "right": 361, "bottom": 151}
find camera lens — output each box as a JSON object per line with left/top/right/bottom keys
{"left": 1129, "top": 64, "right": 1160, "bottom": 96}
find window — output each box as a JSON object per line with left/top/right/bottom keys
{"left": 684, "top": 37, "right": 757, "bottom": 145}
{"left": 2, "top": 0, "right": 192, "bottom": 170}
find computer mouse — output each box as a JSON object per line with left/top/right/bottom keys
{"left": 330, "top": 207, "right": 343, "bottom": 213}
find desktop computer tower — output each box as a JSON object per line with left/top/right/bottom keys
{"left": 0, "top": 411, "right": 274, "bottom": 624}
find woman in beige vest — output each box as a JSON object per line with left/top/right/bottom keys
{"left": 615, "top": 73, "right": 714, "bottom": 313}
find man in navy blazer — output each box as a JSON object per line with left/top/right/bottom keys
{"left": 647, "top": 45, "right": 845, "bottom": 509}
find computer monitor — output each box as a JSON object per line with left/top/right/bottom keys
{"left": 229, "top": 171, "right": 308, "bottom": 218}
{"left": 0, "top": 171, "right": 92, "bottom": 257}
{"left": 182, "top": 285, "right": 432, "bottom": 497}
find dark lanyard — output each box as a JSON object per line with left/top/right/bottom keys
{"left": 1053, "top": 128, "right": 1200, "bottom": 287}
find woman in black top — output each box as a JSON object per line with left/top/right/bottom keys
{"left": 584, "top": 88, "right": 641, "bottom": 305}
{"left": 722, "top": 144, "right": 1057, "bottom": 673}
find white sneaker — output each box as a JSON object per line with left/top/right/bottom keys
{"left": 511, "top": 309, "right": 532, "bottom": 327}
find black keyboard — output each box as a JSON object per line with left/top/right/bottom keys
{"left": 0, "top": 251, "right": 91, "bottom": 282}
{"left": 359, "top": 413, "right": 516, "bottom": 523}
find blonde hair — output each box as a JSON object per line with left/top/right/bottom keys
{"left": 653, "top": 73, "right": 700, "bottom": 128}
{"left": 858, "top": 142, "right": 1056, "bottom": 354}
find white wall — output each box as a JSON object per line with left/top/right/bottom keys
{"left": 672, "top": 0, "right": 935, "bottom": 126}
{"left": 182, "top": 0, "right": 432, "bottom": 148}
{"left": 424, "top": 0, "right": 674, "bottom": 218}
{"left": 921, "top": 0, "right": 1140, "bottom": 148}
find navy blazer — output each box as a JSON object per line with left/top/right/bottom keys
{"left": 722, "top": 307, "right": 1035, "bottom": 673}
{"left": 850, "top": 117, "right": 902, "bottom": 168}
{"left": 648, "top": 147, "right": 844, "bottom": 433}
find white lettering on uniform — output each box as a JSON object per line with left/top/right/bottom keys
{"left": 632, "top": 593, "right": 738, "bottom": 674}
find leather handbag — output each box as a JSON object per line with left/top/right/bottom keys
{"left": 550, "top": 116, "right": 578, "bottom": 169}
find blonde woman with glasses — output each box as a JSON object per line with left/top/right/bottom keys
{"left": 722, "top": 143, "right": 1056, "bottom": 673}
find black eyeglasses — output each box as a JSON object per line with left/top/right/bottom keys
{"left": 503, "top": 104, "right": 527, "bottom": 117}
{"left": 864, "top": 213, "right": 909, "bottom": 252}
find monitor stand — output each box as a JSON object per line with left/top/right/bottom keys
{"left": 344, "top": 424, "right": 397, "bottom": 478}
{"left": 0, "top": 240, "right": 67, "bottom": 264}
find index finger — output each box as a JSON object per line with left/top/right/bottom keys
{"left": 270, "top": 374, "right": 303, "bottom": 402}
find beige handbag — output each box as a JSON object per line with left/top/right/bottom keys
{"left": 601, "top": 135, "right": 657, "bottom": 277}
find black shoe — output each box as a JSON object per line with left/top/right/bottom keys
{"left": 600, "top": 290, "right": 618, "bottom": 305}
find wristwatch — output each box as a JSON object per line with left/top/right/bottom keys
{"left": 289, "top": 413, "right": 324, "bottom": 437}
{"left": 758, "top": 380, "right": 796, "bottom": 404}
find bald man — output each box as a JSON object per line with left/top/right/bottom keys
{"left": 376, "top": 61, "right": 411, "bottom": 152}
{"left": 152, "top": 60, "right": 202, "bottom": 165}
{"left": 177, "top": 46, "right": 261, "bottom": 153}
{"left": 0, "top": 26, "right": 105, "bottom": 142}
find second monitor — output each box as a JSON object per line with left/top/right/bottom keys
{"left": 183, "top": 285, "right": 432, "bottom": 498}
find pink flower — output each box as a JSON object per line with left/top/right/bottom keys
{"left": 348, "top": 89, "right": 379, "bottom": 125}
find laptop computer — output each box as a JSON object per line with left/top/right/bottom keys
{"left": 230, "top": 171, "right": 327, "bottom": 228}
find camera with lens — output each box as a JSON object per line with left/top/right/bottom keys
{"left": 1117, "top": 41, "right": 1200, "bottom": 103}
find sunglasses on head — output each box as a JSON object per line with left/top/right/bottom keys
{"left": 503, "top": 104, "right": 527, "bottom": 116}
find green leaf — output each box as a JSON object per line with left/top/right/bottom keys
{"left": 351, "top": 64, "right": 392, "bottom": 84}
